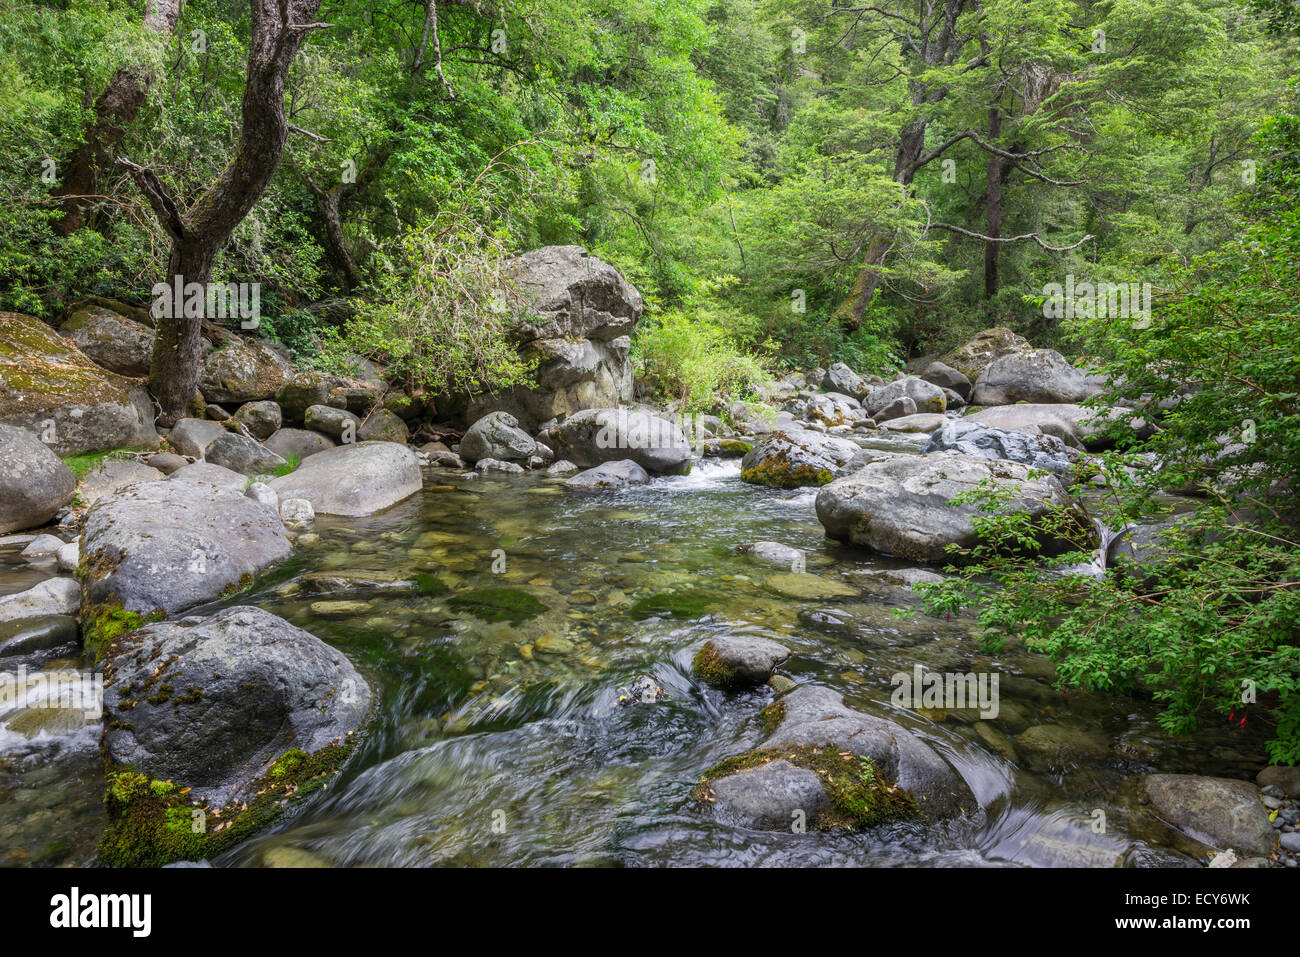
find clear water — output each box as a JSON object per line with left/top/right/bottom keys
{"left": 0, "top": 461, "right": 1271, "bottom": 867}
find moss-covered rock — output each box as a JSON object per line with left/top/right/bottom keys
{"left": 448, "top": 587, "right": 548, "bottom": 623}
{"left": 739, "top": 429, "right": 865, "bottom": 489}
{"left": 0, "top": 312, "right": 158, "bottom": 456}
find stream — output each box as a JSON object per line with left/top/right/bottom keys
{"left": 0, "top": 459, "right": 1272, "bottom": 867}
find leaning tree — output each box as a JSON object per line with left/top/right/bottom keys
{"left": 121, "top": 0, "right": 330, "bottom": 423}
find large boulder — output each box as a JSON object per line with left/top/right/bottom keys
{"left": 81, "top": 479, "right": 292, "bottom": 620}
{"left": 203, "top": 432, "right": 287, "bottom": 476}
{"left": 821, "top": 362, "right": 870, "bottom": 399}
{"left": 231, "top": 400, "right": 282, "bottom": 440}
{"left": 275, "top": 371, "right": 341, "bottom": 421}
{"left": 937, "top": 327, "right": 1031, "bottom": 382}
{"left": 864, "top": 376, "right": 946, "bottom": 421}
{"left": 75, "top": 459, "right": 166, "bottom": 506}
{"left": 199, "top": 339, "right": 291, "bottom": 404}
{"left": 564, "top": 459, "right": 649, "bottom": 488}
{"left": 920, "top": 361, "right": 972, "bottom": 401}
{"left": 462, "top": 246, "right": 643, "bottom": 431}
{"left": 460, "top": 411, "right": 537, "bottom": 463}
{"left": 693, "top": 636, "right": 790, "bottom": 688}
{"left": 167, "top": 417, "right": 227, "bottom": 458}
{"left": 740, "top": 428, "right": 870, "bottom": 488}
{"left": 0, "top": 311, "right": 158, "bottom": 456}
{"left": 815, "top": 450, "right": 1093, "bottom": 563}
{"left": 962, "top": 403, "right": 1146, "bottom": 451}
{"left": 357, "top": 409, "right": 409, "bottom": 445}
{"left": 268, "top": 441, "right": 423, "bottom": 516}
{"left": 702, "top": 685, "right": 975, "bottom": 829}
{"left": 0, "top": 424, "right": 76, "bottom": 533}
{"left": 547, "top": 407, "right": 691, "bottom": 475}
{"left": 922, "top": 419, "right": 1078, "bottom": 476}
{"left": 264, "top": 427, "right": 336, "bottom": 461}
{"left": 1142, "top": 774, "right": 1277, "bottom": 856}
{"left": 304, "top": 404, "right": 360, "bottom": 441}
{"left": 58, "top": 302, "right": 155, "bottom": 377}
{"left": 971, "top": 347, "right": 1102, "bottom": 405}
{"left": 99, "top": 606, "right": 370, "bottom": 863}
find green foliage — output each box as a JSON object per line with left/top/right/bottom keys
{"left": 632, "top": 279, "right": 772, "bottom": 411}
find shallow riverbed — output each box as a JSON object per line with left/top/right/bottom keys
{"left": 0, "top": 460, "right": 1272, "bottom": 867}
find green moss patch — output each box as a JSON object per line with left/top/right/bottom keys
{"left": 695, "top": 745, "right": 922, "bottom": 830}
{"left": 97, "top": 743, "right": 353, "bottom": 867}
{"left": 447, "top": 587, "right": 547, "bottom": 623}
{"left": 630, "top": 589, "right": 713, "bottom": 620}
{"left": 692, "top": 641, "right": 734, "bottom": 686}
{"left": 740, "top": 453, "right": 833, "bottom": 489}
{"left": 81, "top": 604, "right": 162, "bottom": 663}
{"left": 414, "top": 573, "right": 451, "bottom": 596}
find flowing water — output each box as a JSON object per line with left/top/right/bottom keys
{"left": 0, "top": 460, "right": 1271, "bottom": 867}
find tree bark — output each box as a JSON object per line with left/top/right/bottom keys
{"left": 984, "top": 104, "right": 1003, "bottom": 299}
{"left": 51, "top": 0, "right": 181, "bottom": 235}
{"left": 122, "top": 0, "right": 328, "bottom": 423}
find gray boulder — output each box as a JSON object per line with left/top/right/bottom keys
{"left": 231, "top": 400, "right": 282, "bottom": 440}
{"left": 198, "top": 339, "right": 291, "bottom": 404}
{"left": 203, "top": 432, "right": 287, "bottom": 476}
{"left": 739, "top": 428, "right": 868, "bottom": 488}
{"left": 565, "top": 459, "right": 649, "bottom": 488}
{"left": 923, "top": 420, "right": 1077, "bottom": 476}
{"left": 268, "top": 441, "right": 423, "bottom": 517}
{"left": 58, "top": 302, "right": 155, "bottom": 377}
{"left": 802, "top": 392, "right": 862, "bottom": 427}
{"left": 506, "top": 245, "right": 642, "bottom": 342}
{"left": 264, "top": 427, "right": 336, "bottom": 461}
{"left": 0, "top": 311, "right": 158, "bottom": 456}
{"left": 821, "top": 362, "right": 868, "bottom": 398}
{"left": 275, "top": 371, "right": 340, "bottom": 421}
{"left": 865, "top": 376, "right": 946, "bottom": 420}
{"left": 304, "top": 404, "right": 360, "bottom": 441}
{"left": 548, "top": 407, "right": 691, "bottom": 475}
{"left": 920, "top": 361, "right": 972, "bottom": 401}
{"left": 81, "top": 479, "right": 291, "bottom": 618}
{"left": 816, "top": 450, "right": 1092, "bottom": 563}
{"left": 475, "top": 457, "right": 525, "bottom": 474}
{"left": 357, "top": 409, "right": 409, "bottom": 444}
{"left": 460, "top": 411, "right": 537, "bottom": 463}
{"left": 709, "top": 761, "right": 830, "bottom": 830}
{"left": 101, "top": 605, "right": 370, "bottom": 808}
{"left": 1143, "top": 774, "right": 1277, "bottom": 856}
{"left": 937, "top": 327, "right": 1031, "bottom": 382}
{"left": 0, "top": 424, "right": 76, "bottom": 533}
{"left": 693, "top": 635, "right": 791, "bottom": 687}
{"left": 168, "top": 418, "right": 227, "bottom": 458}
{"left": 0, "top": 577, "right": 81, "bottom": 623}
{"left": 75, "top": 459, "right": 166, "bottom": 506}
{"left": 972, "top": 348, "right": 1102, "bottom": 405}
{"left": 167, "top": 461, "right": 247, "bottom": 491}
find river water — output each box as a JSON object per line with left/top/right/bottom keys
{"left": 0, "top": 459, "right": 1270, "bottom": 867}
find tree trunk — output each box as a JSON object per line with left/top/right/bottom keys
{"left": 51, "top": 0, "right": 181, "bottom": 235}
{"left": 984, "top": 104, "right": 1003, "bottom": 298}
{"left": 121, "top": 0, "right": 326, "bottom": 424}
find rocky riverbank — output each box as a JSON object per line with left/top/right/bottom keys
{"left": 0, "top": 249, "right": 1294, "bottom": 867}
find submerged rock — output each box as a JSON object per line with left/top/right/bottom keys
{"left": 1142, "top": 774, "right": 1276, "bottom": 856}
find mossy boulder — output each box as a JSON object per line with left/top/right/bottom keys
{"left": 58, "top": 302, "right": 156, "bottom": 377}
{"left": 199, "top": 338, "right": 291, "bottom": 404}
{"left": 698, "top": 685, "right": 974, "bottom": 828}
{"left": 937, "top": 327, "right": 1031, "bottom": 382}
{"left": 739, "top": 428, "right": 867, "bottom": 489}
{"left": 693, "top": 635, "right": 791, "bottom": 689}
{"left": 0, "top": 311, "right": 158, "bottom": 456}
{"left": 99, "top": 606, "right": 369, "bottom": 866}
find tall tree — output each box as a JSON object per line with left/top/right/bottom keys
{"left": 121, "top": 0, "right": 329, "bottom": 422}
